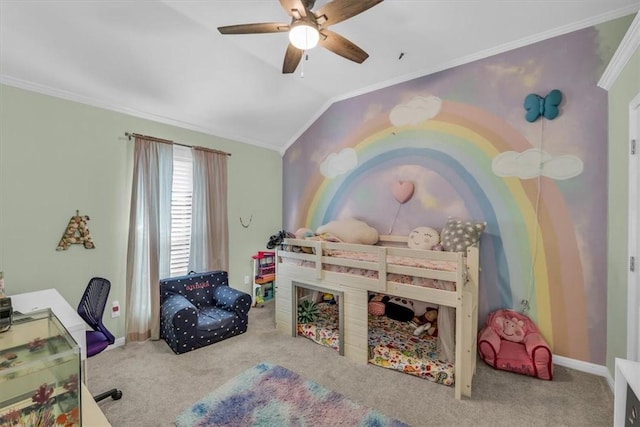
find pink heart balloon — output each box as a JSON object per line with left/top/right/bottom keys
{"left": 392, "top": 181, "right": 415, "bottom": 204}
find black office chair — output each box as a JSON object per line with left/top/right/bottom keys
{"left": 77, "top": 277, "right": 123, "bottom": 402}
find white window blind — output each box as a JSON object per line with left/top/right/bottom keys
{"left": 170, "top": 145, "right": 193, "bottom": 277}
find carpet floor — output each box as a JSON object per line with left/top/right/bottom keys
{"left": 88, "top": 302, "right": 614, "bottom": 426}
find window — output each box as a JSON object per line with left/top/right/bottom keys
{"left": 170, "top": 145, "right": 193, "bottom": 277}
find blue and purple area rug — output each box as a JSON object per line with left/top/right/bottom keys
{"left": 175, "top": 362, "right": 408, "bottom": 427}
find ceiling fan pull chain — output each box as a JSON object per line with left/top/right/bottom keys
{"left": 301, "top": 51, "right": 305, "bottom": 78}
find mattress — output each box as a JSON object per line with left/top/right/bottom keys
{"left": 296, "top": 302, "right": 454, "bottom": 385}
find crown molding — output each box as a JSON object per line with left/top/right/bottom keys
{"left": 282, "top": 5, "right": 640, "bottom": 154}
{"left": 0, "top": 75, "right": 282, "bottom": 153}
{"left": 599, "top": 12, "right": 640, "bottom": 90}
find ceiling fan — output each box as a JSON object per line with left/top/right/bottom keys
{"left": 217, "top": 0, "right": 384, "bottom": 74}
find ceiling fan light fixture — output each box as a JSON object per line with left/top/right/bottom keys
{"left": 289, "top": 22, "right": 319, "bottom": 50}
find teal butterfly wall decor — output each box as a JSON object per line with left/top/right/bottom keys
{"left": 523, "top": 89, "right": 563, "bottom": 122}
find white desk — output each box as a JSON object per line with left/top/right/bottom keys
{"left": 10, "top": 289, "right": 87, "bottom": 362}
{"left": 81, "top": 384, "right": 112, "bottom": 426}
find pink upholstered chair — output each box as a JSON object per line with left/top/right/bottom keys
{"left": 478, "top": 308, "right": 553, "bottom": 380}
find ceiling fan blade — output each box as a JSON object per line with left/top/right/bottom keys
{"left": 218, "top": 23, "right": 289, "bottom": 34}
{"left": 279, "top": 0, "right": 307, "bottom": 18}
{"left": 314, "top": 0, "right": 383, "bottom": 27}
{"left": 283, "top": 44, "right": 303, "bottom": 73}
{"left": 319, "top": 30, "right": 368, "bottom": 63}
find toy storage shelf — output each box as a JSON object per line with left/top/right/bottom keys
{"left": 252, "top": 251, "right": 275, "bottom": 306}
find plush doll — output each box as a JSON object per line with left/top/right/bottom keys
{"left": 383, "top": 296, "right": 415, "bottom": 322}
{"left": 413, "top": 308, "right": 438, "bottom": 336}
{"left": 407, "top": 227, "right": 440, "bottom": 250}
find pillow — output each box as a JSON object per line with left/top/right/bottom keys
{"left": 316, "top": 218, "right": 379, "bottom": 245}
{"left": 368, "top": 292, "right": 386, "bottom": 316}
{"left": 440, "top": 217, "right": 486, "bottom": 252}
{"left": 368, "top": 301, "right": 385, "bottom": 316}
{"left": 407, "top": 226, "right": 440, "bottom": 250}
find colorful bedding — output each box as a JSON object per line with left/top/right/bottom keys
{"left": 368, "top": 314, "right": 454, "bottom": 386}
{"left": 296, "top": 302, "right": 340, "bottom": 351}
{"left": 297, "top": 303, "right": 454, "bottom": 386}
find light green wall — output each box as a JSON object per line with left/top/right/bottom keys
{"left": 0, "top": 84, "right": 282, "bottom": 339}
{"left": 607, "top": 43, "right": 640, "bottom": 375}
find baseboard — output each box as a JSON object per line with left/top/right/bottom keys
{"left": 553, "top": 354, "right": 614, "bottom": 390}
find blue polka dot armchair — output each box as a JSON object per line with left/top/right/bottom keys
{"left": 159, "top": 271, "right": 252, "bottom": 354}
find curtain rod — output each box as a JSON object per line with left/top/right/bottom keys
{"left": 124, "top": 132, "right": 231, "bottom": 157}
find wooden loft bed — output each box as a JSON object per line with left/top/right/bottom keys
{"left": 274, "top": 235, "right": 480, "bottom": 399}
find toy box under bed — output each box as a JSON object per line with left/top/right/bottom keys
{"left": 297, "top": 302, "right": 455, "bottom": 386}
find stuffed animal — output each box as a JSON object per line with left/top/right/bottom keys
{"left": 494, "top": 314, "right": 526, "bottom": 342}
{"left": 413, "top": 308, "right": 438, "bottom": 336}
{"left": 383, "top": 296, "right": 415, "bottom": 322}
{"left": 407, "top": 226, "right": 440, "bottom": 250}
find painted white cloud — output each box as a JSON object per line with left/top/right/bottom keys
{"left": 389, "top": 95, "right": 442, "bottom": 127}
{"left": 492, "top": 148, "right": 584, "bottom": 180}
{"left": 319, "top": 148, "right": 358, "bottom": 178}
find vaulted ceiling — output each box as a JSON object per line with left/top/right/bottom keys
{"left": 1, "top": 1, "right": 638, "bottom": 153}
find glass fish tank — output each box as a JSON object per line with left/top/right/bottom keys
{"left": 0, "top": 308, "right": 81, "bottom": 426}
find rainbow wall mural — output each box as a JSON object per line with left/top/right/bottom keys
{"left": 283, "top": 21, "right": 625, "bottom": 364}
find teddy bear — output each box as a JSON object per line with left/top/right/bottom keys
{"left": 413, "top": 308, "right": 438, "bottom": 336}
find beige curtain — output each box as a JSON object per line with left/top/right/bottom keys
{"left": 125, "top": 138, "right": 173, "bottom": 342}
{"left": 188, "top": 148, "right": 229, "bottom": 272}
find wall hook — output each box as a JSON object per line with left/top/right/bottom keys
{"left": 239, "top": 214, "right": 253, "bottom": 228}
